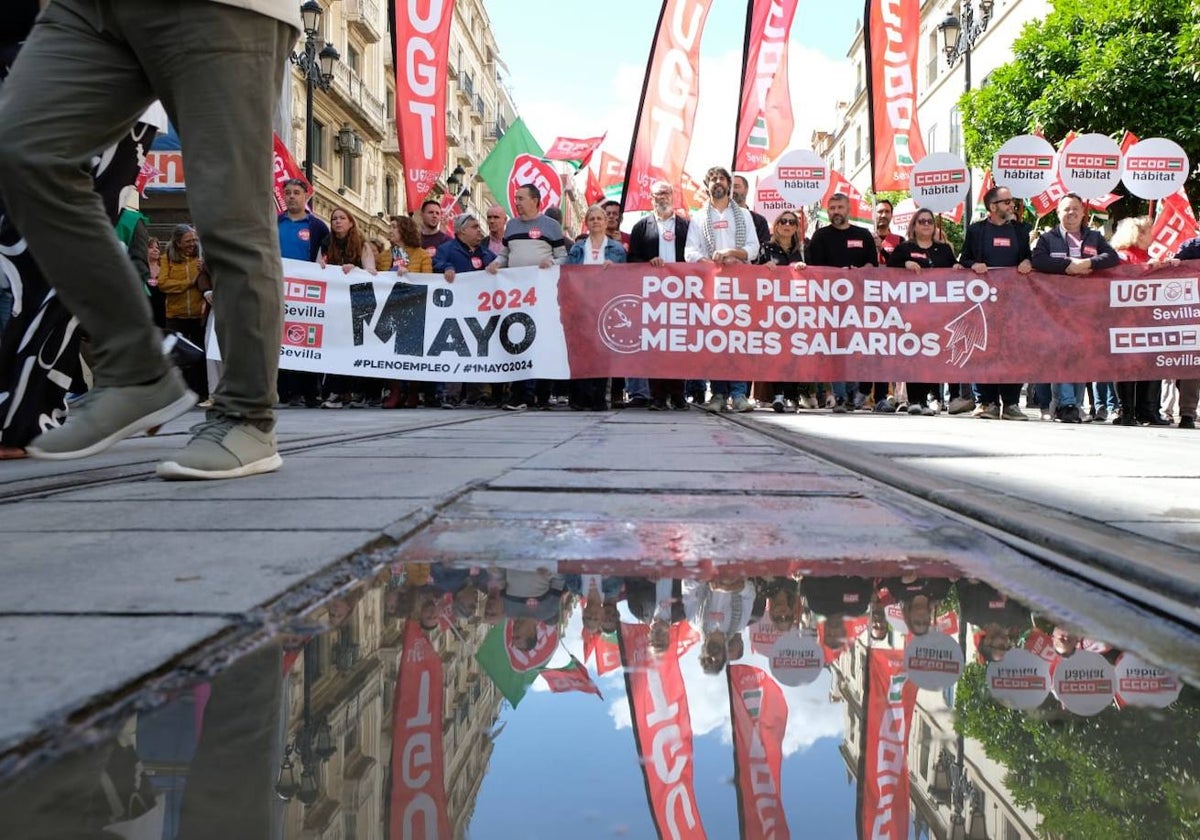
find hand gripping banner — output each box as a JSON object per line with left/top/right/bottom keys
{"left": 260, "top": 259, "right": 1200, "bottom": 384}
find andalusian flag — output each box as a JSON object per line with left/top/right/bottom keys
{"left": 475, "top": 619, "right": 558, "bottom": 707}
{"left": 477, "top": 117, "right": 544, "bottom": 215}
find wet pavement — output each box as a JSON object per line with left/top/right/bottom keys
{"left": 1, "top": 403, "right": 1198, "bottom": 838}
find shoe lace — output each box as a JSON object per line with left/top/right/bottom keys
{"left": 187, "top": 417, "right": 235, "bottom": 443}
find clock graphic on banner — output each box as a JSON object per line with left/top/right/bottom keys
{"left": 597, "top": 294, "right": 643, "bottom": 354}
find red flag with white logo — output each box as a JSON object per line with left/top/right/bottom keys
{"left": 1148, "top": 188, "right": 1200, "bottom": 261}
{"left": 598, "top": 152, "right": 627, "bottom": 201}
{"left": 619, "top": 621, "right": 707, "bottom": 840}
{"left": 388, "top": 620, "right": 451, "bottom": 840}
{"left": 1030, "top": 132, "right": 1075, "bottom": 217}
{"left": 540, "top": 656, "right": 604, "bottom": 698}
{"left": 729, "top": 665, "right": 791, "bottom": 840}
{"left": 861, "top": 647, "right": 917, "bottom": 840}
{"left": 734, "top": 0, "right": 798, "bottom": 172}
{"left": 821, "top": 169, "right": 873, "bottom": 225}
{"left": 865, "top": 0, "right": 926, "bottom": 190}
{"left": 392, "top": 0, "right": 455, "bottom": 211}
{"left": 585, "top": 166, "right": 605, "bottom": 205}
{"left": 545, "top": 134, "right": 606, "bottom": 169}
{"left": 622, "top": 0, "right": 714, "bottom": 212}
{"left": 271, "top": 133, "right": 309, "bottom": 212}
{"left": 680, "top": 170, "right": 706, "bottom": 211}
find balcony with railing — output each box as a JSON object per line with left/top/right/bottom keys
{"left": 446, "top": 111, "right": 462, "bottom": 146}
{"left": 330, "top": 61, "right": 387, "bottom": 139}
{"left": 381, "top": 124, "right": 398, "bottom": 154}
{"left": 470, "top": 95, "right": 485, "bottom": 124}
{"left": 345, "top": 0, "right": 383, "bottom": 43}
{"left": 459, "top": 71, "right": 474, "bottom": 103}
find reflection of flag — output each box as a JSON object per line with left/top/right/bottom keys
{"left": 734, "top": 0, "right": 798, "bottom": 171}
{"left": 583, "top": 628, "right": 621, "bottom": 675}
{"left": 619, "top": 622, "right": 707, "bottom": 840}
{"left": 540, "top": 656, "right": 603, "bottom": 698}
{"left": 861, "top": 649, "right": 917, "bottom": 840}
{"left": 623, "top": 0, "right": 714, "bottom": 212}
{"left": 729, "top": 665, "right": 790, "bottom": 840}
{"left": 475, "top": 619, "right": 557, "bottom": 707}
{"left": 389, "top": 621, "right": 451, "bottom": 840}
{"left": 478, "top": 117, "right": 544, "bottom": 215}
{"left": 865, "top": 0, "right": 925, "bottom": 190}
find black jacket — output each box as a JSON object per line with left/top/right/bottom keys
{"left": 628, "top": 213, "right": 690, "bottom": 263}
{"left": 1031, "top": 226, "right": 1120, "bottom": 273}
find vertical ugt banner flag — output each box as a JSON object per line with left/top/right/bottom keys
{"left": 619, "top": 621, "right": 707, "bottom": 840}
{"left": 865, "top": 0, "right": 925, "bottom": 191}
{"left": 862, "top": 648, "right": 917, "bottom": 840}
{"left": 624, "top": 0, "right": 713, "bottom": 212}
{"left": 393, "top": 0, "right": 455, "bottom": 210}
{"left": 389, "top": 620, "right": 451, "bottom": 840}
{"left": 729, "top": 665, "right": 791, "bottom": 840}
{"left": 734, "top": 0, "right": 799, "bottom": 172}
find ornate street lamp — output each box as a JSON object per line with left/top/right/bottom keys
{"left": 937, "top": 0, "right": 993, "bottom": 221}
{"left": 928, "top": 745, "right": 989, "bottom": 840}
{"left": 290, "top": 1, "right": 340, "bottom": 184}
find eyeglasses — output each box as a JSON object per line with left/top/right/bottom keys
{"left": 992, "top": 198, "right": 1014, "bottom": 205}
{"left": 915, "top": 218, "right": 935, "bottom": 225}
{"left": 777, "top": 218, "right": 798, "bottom": 226}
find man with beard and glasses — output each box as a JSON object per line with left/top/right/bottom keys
{"left": 684, "top": 166, "right": 760, "bottom": 412}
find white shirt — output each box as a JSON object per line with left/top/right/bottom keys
{"left": 684, "top": 203, "right": 760, "bottom": 262}
{"left": 582, "top": 237, "right": 608, "bottom": 265}
{"left": 655, "top": 214, "right": 680, "bottom": 263}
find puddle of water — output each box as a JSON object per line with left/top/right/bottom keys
{"left": 0, "top": 560, "right": 1196, "bottom": 839}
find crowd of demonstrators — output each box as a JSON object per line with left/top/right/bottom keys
{"left": 685, "top": 166, "right": 761, "bottom": 413}
{"left": 755, "top": 209, "right": 808, "bottom": 413}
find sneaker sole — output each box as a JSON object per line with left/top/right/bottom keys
{"left": 156, "top": 452, "right": 283, "bottom": 481}
{"left": 27, "top": 390, "right": 197, "bottom": 461}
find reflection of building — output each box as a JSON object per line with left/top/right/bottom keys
{"left": 814, "top": 0, "right": 1052, "bottom": 202}
{"left": 831, "top": 637, "right": 1042, "bottom": 839}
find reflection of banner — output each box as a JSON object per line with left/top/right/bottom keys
{"left": 734, "top": 0, "right": 798, "bottom": 172}
{"left": 540, "top": 655, "right": 604, "bottom": 698}
{"left": 862, "top": 648, "right": 916, "bottom": 840}
{"left": 623, "top": 0, "right": 714, "bottom": 212}
{"left": 476, "top": 619, "right": 558, "bottom": 707}
{"left": 619, "top": 621, "right": 707, "bottom": 840}
{"left": 865, "top": 0, "right": 925, "bottom": 190}
{"left": 392, "top": 0, "right": 454, "bottom": 210}
{"left": 584, "top": 628, "right": 622, "bottom": 675}
{"left": 262, "top": 260, "right": 1200, "bottom": 382}
{"left": 728, "top": 665, "right": 791, "bottom": 840}
{"left": 388, "top": 621, "right": 451, "bottom": 840}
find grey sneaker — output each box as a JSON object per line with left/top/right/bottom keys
{"left": 977, "top": 403, "right": 1001, "bottom": 420}
{"left": 1001, "top": 404, "right": 1029, "bottom": 421}
{"left": 874, "top": 399, "right": 896, "bottom": 413}
{"left": 702, "top": 395, "right": 727, "bottom": 412}
{"left": 731, "top": 395, "right": 755, "bottom": 412}
{"left": 27, "top": 370, "right": 194, "bottom": 460}
{"left": 157, "top": 416, "right": 282, "bottom": 480}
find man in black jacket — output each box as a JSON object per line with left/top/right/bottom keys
{"left": 732, "top": 174, "right": 771, "bottom": 248}
{"left": 628, "top": 180, "right": 691, "bottom": 409}
{"left": 959, "top": 185, "right": 1034, "bottom": 420}
{"left": 1031, "top": 193, "right": 1120, "bottom": 423}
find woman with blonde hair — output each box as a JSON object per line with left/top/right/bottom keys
{"left": 157, "top": 224, "right": 210, "bottom": 402}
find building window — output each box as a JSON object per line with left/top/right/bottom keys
{"left": 341, "top": 150, "right": 357, "bottom": 192}
{"left": 311, "top": 120, "right": 327, "bottom": 170}
{"left": 949, "top": 106, "right": 962, "bottom": 156}
{"left": 927, "top": 123, "right": 938, "bottom": 154}
{"left": 854, "top": 126, "right": 862, "bottom": 167}
{"left": 385, "top": 176, "right": 396, "bottom": 215}
{"left": 347, "top": 44, "right": 361, "bottom": 76}
{"left": 927, "top": 31, "right": 940, "bottom": 86}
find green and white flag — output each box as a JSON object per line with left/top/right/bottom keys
{"left": 477, "top": 118, "right": 544, "bottom": 215}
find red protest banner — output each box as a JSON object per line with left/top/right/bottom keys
{"left": 392, "top": 0, "right": 454, "bottom": 210}
{"left": 861, "top": 648, "right": 917, "bottom": 840}
{"left": 556, "top": 261, "right": 1200, "bottom": 383}
{"left": 734, "top": 0, "right": 798, "bottom": 172}
{"left": 1149, "top": 188, "right": 1200, "bottom": 261}
{"left": 623, "top": 0, "right": 714, "bottom": 212}
{"left": 388, "top": 621, "right": 451, "bottom": 840}
{"left": 728, "top": 664, "right": 791, "bottom": 840}
{"left": 619, "top": 621, "right": 707, "bottom": 840}
{"left": 866, "top": 0, "right": 925, "bottom": 190}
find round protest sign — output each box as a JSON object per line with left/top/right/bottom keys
{"left": 987, "top": 649, "right": 1051, "bottom": 710}
{"left": 903, "top": 631, "right": 964, "bottom": 690}
{"left": 910, "top": 153, "right": 970, "bottom": 213}
{"left": 772, "top": 149, "right": 830, "bottom": 207}
{"left": 1113, "top": 652, "right": 1182, "bottom": 709}
{"left": 1052, "top": 649, "right": 1115, "bottom": 716}
{"left": 992, "top": 134, "right": 1056, "bottom": 198}
{"left": 769, "top": 630, "right": 824, "bottom": 687}
{"left": 1122, "top": 137, "right": 1190, "bottom": 200}
{"left": 888, "top": 198, "right": 917, "bottom": 238}
{"left": 1058, "top": 133, "right": 1123, "bottom": 198}
{"left": 507, "top": 154, "right": 561, "bottom": 213}
{"left": 754, "top": 175, "right": 790, "bottom": 227}
{"left": 750, "top": 614, "right": 784, "bottom": 656}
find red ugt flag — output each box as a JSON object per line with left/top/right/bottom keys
{"left": 734, "top": 0, "right": 799, "bottom": 172}
{"left": 729, "top": 665, "right": 791, "bottom": 840}
{"left": 545, "top": 134, "right": 606, "bottom": 169}
{"left": 392, "top": 0, "right": 455, "bottom": 210}
{"left": 540, "top": 656, "right": 604, "bottom": 698}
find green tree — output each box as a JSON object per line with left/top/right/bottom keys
{"left": 959, "top": 0, "right": 1200, "bottom": 215}
{"left": 955, "top": 663, "right": 1200, "bottom": 838}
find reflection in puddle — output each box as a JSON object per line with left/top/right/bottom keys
{"left": 1, "top": 562, "right": 1196, "bottom": 839}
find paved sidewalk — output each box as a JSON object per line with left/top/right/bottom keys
{"left": 2, "top": 401, "right": 1197, "bottom": 760}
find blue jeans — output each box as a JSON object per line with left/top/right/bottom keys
{"left": 624, "top": 377, "right": 650, "bottom": 400}
{"left": 831, "top": 381, "right": 856, "bottom": 403}
{"left": 1053, "top": 382, "right": 1084, "bottom": 407}
{"left": 710, "top": 380, "right": 747, "bottom": 399}
{"left": 1093, "top": 381, "right": 1119, "bottom": 412}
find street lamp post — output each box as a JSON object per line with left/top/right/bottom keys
{"left": 290, "top": 1, "right": 340, "bottom": 185}
{"left": 938, "top": 0, "right": 994, "bottom": 221}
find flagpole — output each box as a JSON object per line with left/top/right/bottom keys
{"left": 731, "top": 0, "right": 756, "bottom": 171}
{"left": 619, "top": 0, "right": 671, "bottom": 218}
{"left": 862, "top": 0, "right": 877, "bottom": 194}
{"left": 617, "top": 623, "right": 667, "bottom": 840}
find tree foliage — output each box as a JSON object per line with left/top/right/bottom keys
{"left": 959, "top": 0, "right": 1200, "bottom": 211}
{"left": 954, "top": 663, "right": 1200, "bottom": 838}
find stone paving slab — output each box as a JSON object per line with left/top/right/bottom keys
{"left": 489, "top": 468, "right": 859, "bottom": 493}
{"left": 0, "top": 616, "right": 228, "bottom": 751}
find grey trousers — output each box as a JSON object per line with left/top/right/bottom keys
{"left": 0, "top": 0, "right": 293, "bottom": 425}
